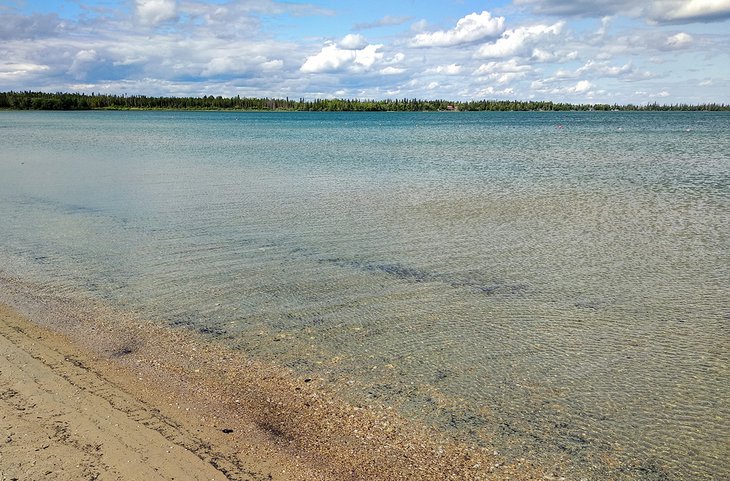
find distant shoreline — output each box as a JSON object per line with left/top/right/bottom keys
{"left": 2, "top": 91, "right": 728, "bottom": 112}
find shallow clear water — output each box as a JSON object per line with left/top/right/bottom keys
{"left": 1, "top": 110, "right": 728, "bottom": 480}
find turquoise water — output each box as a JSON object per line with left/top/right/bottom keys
{"left": 1, "top": 110, "right": 728, "bottom": 479}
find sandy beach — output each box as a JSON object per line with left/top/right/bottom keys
{"left": 0, "top": 281, "right": 546, "bottom": 481}
{"left": 0, "top": 304, "right": 230, "bottom": 481}
{"left": 0, "top": 303, "right": 312, "bottom": 481}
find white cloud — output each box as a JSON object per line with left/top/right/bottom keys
{"left": 475, "top": 86, "right": 515, "bottom": 97}
{"left": 637, "top": 89, "right": 671, "bottom": 98}
{"left": 593, "top": 28, "right": 704, "bottom": 58}
{"left": 531, "top": 48, "right": 577, "bottom": 63}
{"left": 473, "top": 59, "right": 532, "bottom": 85}
{"left": 353, "top": 46, "right": 383, "bottom": 69}
{"left": 201, "top": 55, "right": 282, "bottom": 76}
{"left": 300, "top": 43, "right": 383, "bottom": 73}
{"left": 301, "top": 44, "right": 349, "bottom": 73}
{"left": 380, "top": 66, "right": 406, "bottom": 75}
{"left": 136, "top": 0, "right": 177, "bottom": 26}
{"left": 550, "top": 60, "right": 654, "bottom": 82}
{"left": 68, "top": 49, "right": 98, "bottom": 78}
{"left": 385, "top": 52, "right": 405, "bottom": 64}
{"left": 476, "top": 22, "right": 564, "bottom": 58}
{"left": 2, "top": 0, "right": 728, "bottom": 104}
{"left": 516, "top": 0, "right": 730, "bottom": 23}
{"left": 469, "top": 58, "right": 537, "bottom": 93}
{"left": 531, "top": 48, "right": 554, "bottom": 62}
{"left": 596, "top": 15, "right": 613, "bottom": 36}
{"left": 578, "top": 60, "right": 632, "bottom": 76}
{"left": 569, "top": 80, "right": 593, "bottom": 93}
{"left": 0, "top": 62, "right": 49, "bottom": 79}
{"left": 666, "top": 32, "right": 694, "bottom": 48}
{"left": 410, "top": 11, "right": 505, "bottom": 47}
{"left": 496, "top": 72, "right": 526, "bottom": 84}
{"left": 473, "top": 59, "right": 531, "bottom": 76}
{"left": 202, "top": 56, "right": 239, "bottom": 76}
{"left": 427, "top": 64, "right": 463, "bottom": 75}
{"left": 69, "top": 83, "right": 97, "bottom": 91}
{"left": 74, "top": 49, "right": 97, "bottom": 63}
{"left": 261, "top": 59, "right": 283, "bottom": 71}
{"left": 339, "top": 34, "right": 367, "bottom": 50}
{"left": 648, "top": 0, "right": 730, "bottom": 23}
{"left": 534, "top": 78, "right": 594, "bottom": 96}
{"left": 410, "top": 19, "right": 428, "bottom": 32}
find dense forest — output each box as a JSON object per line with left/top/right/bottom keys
{"left": 1, "top": 91, "right": 728, "bottom": 112}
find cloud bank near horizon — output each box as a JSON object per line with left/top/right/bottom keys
{"left": 1, "top": 0, "right": 728, "bottom": 104}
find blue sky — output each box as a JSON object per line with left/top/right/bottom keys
{"left": 1, "top": 0, "right": 729, "bottom": 103}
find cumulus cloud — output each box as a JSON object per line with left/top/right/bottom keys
{"left": 201, "top": 56, "right": 245, "bottom": 77}
{"left": 531, "top": 48, "right": 577, "bottom": 63}
{"left": 636, "top": 89, "right": 671, "bottom": 98}
{"left": 380, "top": 66, "right": 406, "bottom": 75}
{"left": 551, "top": 60, "right": 654, "bottom": 82}
{"left": 301, "top": 43, "right": 383, "bottom": 73}
{"left": 475, "top": 86, "right": 515, "bottom": 97}
{"left": 1, "top": 0, "right": 728, "bottom": 103}
{"left": 68, "top": 49, "right": 98, "bottom": 79}
{"left": 634, "top": 90, "right": 669, "bottom": 99}
{"left": 568, "top": 79, "right": 593, "bottom": 93}
{"left": 473, "top": 59, "right": 531, "bottom": 76}
{"left": 476, "top": 22, "right": 564, "bottom": 58}
{"left": 474, "top": 59, "right": 532, "bottom": 85}
{"left": 578, "top": 60, "right": 632, "bottom": 77}
{"left": 427, "top": 64, "right": 463, "bottom": 75}
{"left": 384, "top": 52, "right": 405, "bottom": 64}
{"left": 596, "top": 15, "right": 614, "bottom": 36}
{"left": 665, "top": 32, "right": 694, "bottom": 48}
{"left": 410, "top": 11, "right": 505, "bottom": 47}
{"left": 594, "top": 28, "right": 706, "bottom": 57}
{"left": 339, "top": 34, "right": 367, "bottom": 50}
{"left": 530, "top": 78, "right": 597, "bottom": 97}
{"left": 136, "top": 0, "right": 177, "bottom": 26}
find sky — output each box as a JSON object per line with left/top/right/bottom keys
{"left": 1, "top": 0, "right": 729, "bottom": 104}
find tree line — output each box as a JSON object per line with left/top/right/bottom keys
{"left": 1, "top": 91, "right": 727, "bottom": 112}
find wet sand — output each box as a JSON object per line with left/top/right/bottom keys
{"left": 0, "top": 279, "right": 548, "bottom": 481}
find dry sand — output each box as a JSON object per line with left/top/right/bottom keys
{"left": 0, "top": 287, "right": 549, "bottom": 481}
{"left": 0, "top": 305, "right": 228, "bottom": 481}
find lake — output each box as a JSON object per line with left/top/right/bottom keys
{"left": 0, "top": 110, "right": 728, "bottom": 480}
